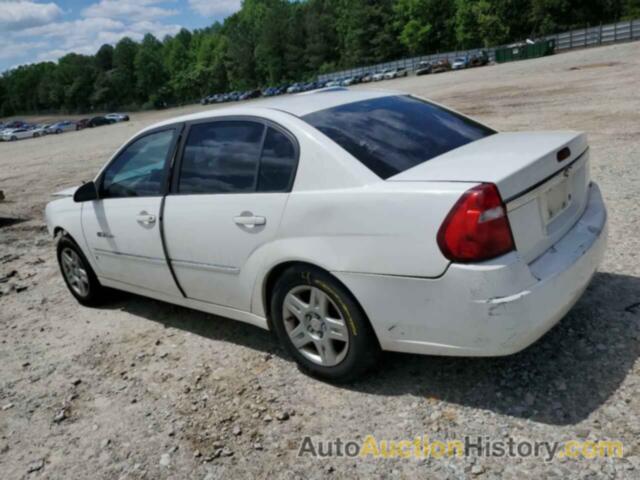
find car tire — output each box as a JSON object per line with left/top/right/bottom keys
{"left": 270, "top": 265, "right": 380, "bottom": 383}
{"left": 10, "top": 136, "right": 17, "bottom": 141}
{"left": 57, "top": 235, "right": 108, "bottom": 306}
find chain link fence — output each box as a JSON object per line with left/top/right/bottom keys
{"left": 318, "top": 18, "right": 640, "bottom": 81}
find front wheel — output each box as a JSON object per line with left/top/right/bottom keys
{"left": 270, "top": 266, "right": 380, "bottom": 383}
{"left": 57, "top": 235, "right": 108, "bottom": 306}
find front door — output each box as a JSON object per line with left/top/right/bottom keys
{"left": 163, "top": 119, "right": 299, "bottom": 310}
{"left": 82, "top": 127, "right": 182, "bottom": 297}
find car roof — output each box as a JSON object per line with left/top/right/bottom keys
{"left": 144, "top": 88, "right": 401, "bottom": 132}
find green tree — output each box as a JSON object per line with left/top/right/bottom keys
{"left": 1, "top": 0, "right": 637, "bottom": 115}
{"left": 394, "top": 0, "right": 455, "bottom": 54}
{"left": 135, "top": 33, "right": 167, "bottom": 100}
{"left": 95, "top": 44, "right": 114, "bottom": 71}
{"left": 304, "top": 0, "right": 340, "bottom": 72}
{"left": 112, "top": 37, "right": 138, "bottom": 104}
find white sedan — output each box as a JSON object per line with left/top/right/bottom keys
{"left": 31, "top": 124, "right": 50, "bottom": 137}
{"left": 372, "top": 70, "right": 391, "bottom": 81}
{"left": 45, "top": 89, "right": 607, "bottom": 382}
{"left": 46, "top": 121, "right": 76, "bottom": 134}
{"left": 2, "top": 128, "right": 35, "bottom": 141}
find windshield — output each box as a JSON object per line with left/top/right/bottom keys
{"left": 302, "top": 95, "right": 495, "bottom": 179}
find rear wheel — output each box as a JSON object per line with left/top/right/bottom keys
{"left": 270, "top": 265, "right": 380, "bottom": 383}
{"left": 57, "top": 235, "right": 108, "bottom": 306}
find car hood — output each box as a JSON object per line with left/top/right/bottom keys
{"left": 51, "top": 186, "right": 79, "bottom": 198}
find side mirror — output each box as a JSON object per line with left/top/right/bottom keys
{"left": 73, "top": 181, "right": 98, "bottom": 202}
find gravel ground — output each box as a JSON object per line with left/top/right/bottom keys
{"left": 1, "top": 42, "right": 639, "bottom": 479}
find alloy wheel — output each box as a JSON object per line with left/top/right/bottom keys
{"left": 60, "top": 248, "right": 90, "bottom": 297}
{"left": 282, "top": 286, "right": 349, "bottom": 367}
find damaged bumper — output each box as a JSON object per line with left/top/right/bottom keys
{"left": 335, "top": 182, "right": 608, "bottom": 357}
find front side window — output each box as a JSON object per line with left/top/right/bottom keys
{"left": 178, "top": 121, "right": 265, "bottom": 194}
{"left": 302, "top": 95, "right": 495, "bottom": 179}
{"left": 101, "top": 129, "right": 175, "bottom": 198}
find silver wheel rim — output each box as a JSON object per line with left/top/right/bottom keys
{"left": 282, "top": 286, "right": 350, "bottom": 367}
{"left": 61, "top": 248, "right": 90, "bottom": 297}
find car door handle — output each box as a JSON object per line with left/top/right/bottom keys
{"left": 233, "top": 214, "right": 266, "bottom": 227}
{"left": 137, "top": 211, "right": 156, "bottom": 226}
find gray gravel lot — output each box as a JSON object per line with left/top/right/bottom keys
{"left": 0, "top": 42, "right": 639, "bottom": 479}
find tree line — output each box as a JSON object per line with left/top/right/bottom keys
{"left": 1, "top": 0, "right": 639, "bottom": 116}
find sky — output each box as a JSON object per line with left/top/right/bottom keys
{"left": 0, "top": 0, "right": 243, "bottom": 72}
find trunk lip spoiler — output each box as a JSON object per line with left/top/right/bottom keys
{"left": 503, "top": 146, "right": 589, "bottom": 205}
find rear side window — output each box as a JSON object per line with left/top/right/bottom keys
{"left": 302, "top": 95, "right": 495, "bottom": 179}
{"left": 177, "top": 121, "right": 297, "bottom": 194}
{"left": 179, "top": 121, "right": 264, "bottom": 194}
{"left": 258, "top": 127, "right": 297, "bottom": 192}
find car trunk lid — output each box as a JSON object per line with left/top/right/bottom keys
{"left": 389, "top": 131, "right": 591, "bottom": 263}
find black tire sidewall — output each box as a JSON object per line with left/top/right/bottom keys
{"left": 270, "top": 266, "right": 379, "bottom": 382}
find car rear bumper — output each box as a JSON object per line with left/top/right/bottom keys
{"left": 334, "top": 182, "right": 607, "bottom": 357}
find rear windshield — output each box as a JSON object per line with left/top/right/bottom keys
{"left": 302, "top": 95, "right": 495, "bottom": 179}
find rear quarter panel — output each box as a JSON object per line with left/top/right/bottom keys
{"left": 248, "top": 181, "right": 473, "bottom": 317}
{"left": 275, "top": 181, "right": 471, "bottom": 277}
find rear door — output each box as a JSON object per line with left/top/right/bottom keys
{"left": 163, "top": 118, "right": 298, "bottom": 310}
{"left": 81, "top": 126, "right": 182, "bottom": 296}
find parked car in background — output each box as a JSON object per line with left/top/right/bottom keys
{"left": 415, "top": 61, "right": 432, "bottom": 76}
{"left": 4, "top": 120, "right": 28, "bottom": 129}
{"left": 305, "top": 81, "right": 317, "bottom": 91}
{"left": 2, "top": 128, "right": 34, "bottom": 141}
{"left": 31, "top": 124, "right": 50, "bottom": 137}
{"left": 88, "top": 116, "right": 115, "bottom": 127}
{"left": 349, "top": 75, "right": 364, "bottom": 85}
{"left": 46, "top": 89, "right": 607, "bottom": 383}
{"left": 452, "top": 56, "right": 470, "bottom": 70}
{"left": 372, "top": 70, "right": 389, "bottom": 81}
{"left": 432, "top": 59, "right": 452, "bottom": 73}
{"left": 469, "top": 51, "right": 490, "bottom": 67}
{"left": 240, "top": 89, "right": 262, "bottom": 101}
{"left": 46, "top": 121, "right": 76, "bottom": 134}
{"left": 287, "top": 83, "right": 304, "bottom": 94}
{"left": 325, "top": 78, "right": 342, "bottom": 87}
{"left": 276, "top": 83, "right": 290, "bottom": 95}
{"left": 76, "top": 119, "right": 90, "bottom": 130}
{"left": 361, "top": 72, "right": 374, "bottom": 82}
{"left": 106, "top": 113, "right": 130, "bottom": 122}
{"left": 385, "top": 67, "right": 408, "bottom": 79}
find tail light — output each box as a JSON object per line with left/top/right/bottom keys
{"left": 437, "top": 183, "right": 514, "bottom": 262}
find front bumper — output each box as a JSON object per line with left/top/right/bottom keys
{"left": 334, "top": 182, "right": 608, "bottom": 357}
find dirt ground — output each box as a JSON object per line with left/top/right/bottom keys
{"left": 1, "top": 42, "right": 639, "bottom": 479}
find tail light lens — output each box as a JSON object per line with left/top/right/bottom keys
{"left": 437, "top": 183, "right": 514, "bottom": 262}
